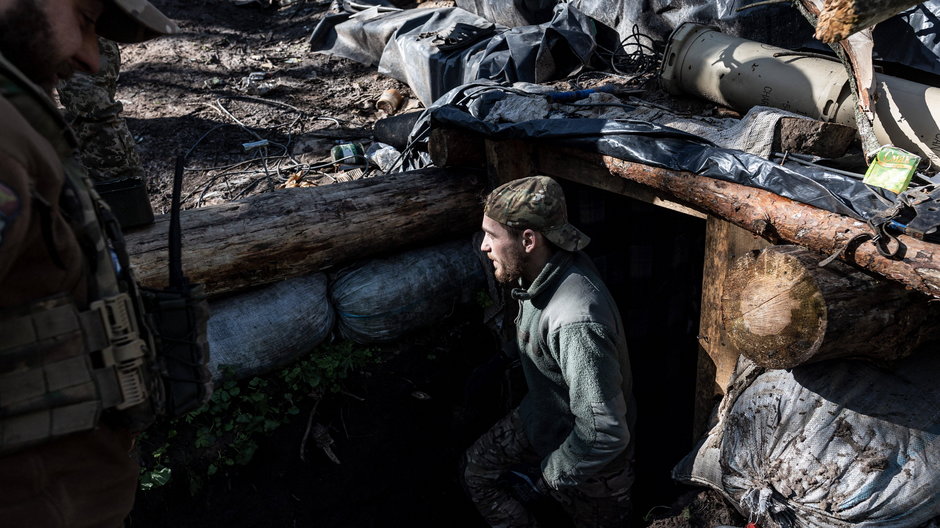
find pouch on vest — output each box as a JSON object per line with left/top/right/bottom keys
{"left": 142, "top": 155, "right": 212, "bottom": 416}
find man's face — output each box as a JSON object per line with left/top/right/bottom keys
{"left": 481, "top": 215, "right": 527, "bottom": 284}
{"left": 0, "top": 0, "right": 103, "bottom": 93}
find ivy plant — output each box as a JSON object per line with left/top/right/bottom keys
{"left": 139, "top": 340, "right": 375, "bottom": 492}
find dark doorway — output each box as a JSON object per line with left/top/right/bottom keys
{"left": 561, "top": 179, "right": 707, "bottom": 520}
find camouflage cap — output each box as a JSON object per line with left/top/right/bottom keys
{"left": 96, "top": 0, "right": 179, "bottom": 44}
{"left": 484, "top": 176, "right": 590, "bottom": 252}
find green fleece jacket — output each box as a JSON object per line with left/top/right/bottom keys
{"left": 512, "top": 250, "right": 635, "bottom": 490}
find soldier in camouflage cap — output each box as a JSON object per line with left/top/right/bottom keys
{"left": 484, "top": 175, "right": 590, "bottom": 253}
{"left": 469, "top": 176, "right": 636, "bottom": 527}
{"left": 480, "top": 175, "right": 591, "bottom": 284}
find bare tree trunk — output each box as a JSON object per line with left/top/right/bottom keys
{"left": 721, "top": 245, "right": 940, "bottom": 369}
{"left": 125, "top": 169, "right": 484, "bottom": 296}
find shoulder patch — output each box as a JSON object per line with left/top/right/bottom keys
{"left": 0, "top": 182, "right": 21, "bottom": 247}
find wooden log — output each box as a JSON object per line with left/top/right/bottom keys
{"left": 533, "top": 148, "right": 706, "bottom": 219}
{"left": 429, "top": 128, "right": 485, "bottom": 168}
{"left": 814, "top": 0, "right": 922, "bottom": 43}
{"left": 722, "top": 245, "right": 940, "bottom": 368}
{"left": 534, "top": 146, "right": 940, "bottom": 299}
{"left": 485, "top": 139, "right": 537, "bottom": 188}
{"left": 125, "top": 168, "right": 484, "bottom": 296}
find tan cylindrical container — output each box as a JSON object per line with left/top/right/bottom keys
{"left": 660, "top": 23, "right": 940, "bottom": 166}
{"left": 376, "top": 88, "right": 404, "bottom": 115}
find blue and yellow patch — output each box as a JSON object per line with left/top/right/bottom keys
{"left": 0, "top": 182, "right": 21, "bottom": 247}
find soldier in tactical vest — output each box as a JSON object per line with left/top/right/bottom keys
{"left": 0, "top": 1, "right": 206, "bottom": 525}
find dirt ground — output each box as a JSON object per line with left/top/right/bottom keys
{"left": 645, "top": 490, "right": 746, "bottom": 528}
{"left": 118, "top": 1, "right": 741, "bottom": 526}
{"left": 119, "top": 0, "right": 418, "bottom": 214}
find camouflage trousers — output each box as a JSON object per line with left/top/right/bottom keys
{"left": 463, "top": 409, "right": 633, "bottom": 528}
{"left": 57, "top": 38, "right": 144, "bottom": 183}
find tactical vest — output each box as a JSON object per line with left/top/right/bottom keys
{"left": 0, "top": 55, "right": 210, "bottom": 454}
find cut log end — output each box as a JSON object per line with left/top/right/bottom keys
{"left": 722, "top": 245, "right": 940, "bottom": 369}
{"left": 723, "top": 246, "right": 828, "bottom": 369}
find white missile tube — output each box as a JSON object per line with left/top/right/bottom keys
{"left": 659, "top": 23, "right": 940, "bottom": 167}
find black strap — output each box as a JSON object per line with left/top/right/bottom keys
{"left": 819, "top": 215, "right": 906, "bottom": 267}
{"left": 869, "top": 219, "right": 905, "bottom": 260}
{"left": 169, "top": 155, "right": 185, "bottom": 290}
{"left": 818, "top": 232, "right": 872, "bottom": 267}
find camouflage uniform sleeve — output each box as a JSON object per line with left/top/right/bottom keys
{"left": 57, "top": 38, "right": 143, "bottom": 183}
{"left": 0, "top": 149, "right": 31, "bottom": 283}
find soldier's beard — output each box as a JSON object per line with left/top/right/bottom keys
{"left": 0, "top": 0, "right": 61, "bottom": 93}
{"left": 494, "top": 245, "right": 527, "bottom": 284}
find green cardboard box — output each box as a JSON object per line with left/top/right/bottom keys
{"left": 863, "top": 146, "right": 921, "bottom": 194}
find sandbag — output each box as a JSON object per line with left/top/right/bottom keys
{"left": 207, "top": 274, "right": 334, "bottom": 381}
{"left": 330, "top": 239, "right": 486, "bottom": 343}
{"left": 674, "top": 351, "right": 940, "bottom": 528}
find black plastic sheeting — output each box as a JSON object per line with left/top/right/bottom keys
{"left": 402, "top": 81, "right": 894, "bottom": 221}
{"left": 309, "top": 4, "right": 620, "bottom": 105}
{"left": 455, "top": 0, "right": 940, "bottom": 79}
{"left": 454, "top": 0, "right": 556, "bottom": 28}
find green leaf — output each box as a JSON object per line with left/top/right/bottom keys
{"left": 139, "top": 465, "right": 172, "bottom": 491}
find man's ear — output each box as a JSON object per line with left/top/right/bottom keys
{"left": 521, "top": 229, "right": 542, "bottom": 254}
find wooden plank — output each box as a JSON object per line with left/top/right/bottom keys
{"left": 692, "top": 347, "right": 718, "bottom": 441}
{"left": 536, "top": 147, "right": 707, "bottom": 219}
{"left": 694, "top": 217, "right": 770, "bottom": 439}
{"left": 429, "top": 128, "right": 485, "bottom": 168}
